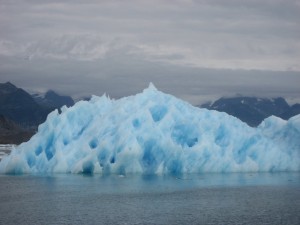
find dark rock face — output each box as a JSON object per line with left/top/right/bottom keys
{"left": 0, "top": 82, "right": 49, "bottom": 128}
{"left": 280, "top": 104, "right": 300, "bottom": 120}
{"left": 0, "top": 115, "right": 34, "bottom": 144}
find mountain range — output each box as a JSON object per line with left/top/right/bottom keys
{"left": 0, "top": 82, "right": 74, "bottom": 128}
{"left": 0, "top": 82, "right": 74, "bottom": 143}
{"left": 200, "top": 96, "right": 300, "bottom": 126}
{"left": 0, "top": 82, "right": 48, "bottom": 128}
{"left": 32, "top": 90, "right": 74, "bottom": 109}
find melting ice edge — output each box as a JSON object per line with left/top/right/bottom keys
{"left": 0, "top": 84, "right": 299, "bottom": 174}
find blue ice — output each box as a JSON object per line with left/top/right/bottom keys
{"left": 0, "top": 83, "right": 299, "bottom": 174}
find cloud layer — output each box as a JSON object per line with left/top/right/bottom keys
{"left": 0, "top": 0, "right": 299, "bottom": 104}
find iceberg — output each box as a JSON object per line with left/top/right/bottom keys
{"left": 0, "top": 84, "right": 299, "bottom": 174}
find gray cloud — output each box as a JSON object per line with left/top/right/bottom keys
{"left": 0, "top": 0, "right": 299, "bottom": 104}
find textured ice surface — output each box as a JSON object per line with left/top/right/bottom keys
{"left": 0, "top": 84, "right": 299, "bottom": 174}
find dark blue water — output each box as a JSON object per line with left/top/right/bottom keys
{"left": 0, "top": 173, "right": 299, "bottom": 225}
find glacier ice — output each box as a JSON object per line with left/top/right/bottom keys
{"left": 0, "top": 84, "right": 299, "bottom": 174}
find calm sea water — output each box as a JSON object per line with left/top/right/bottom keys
{"left": 0, "top": 173, "right": 299, "bottom": 225}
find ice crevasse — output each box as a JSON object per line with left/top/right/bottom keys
{"left": 0, "top": 83, "right": 299, "bottom": 174}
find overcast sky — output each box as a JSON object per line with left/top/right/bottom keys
{"left": 0, "top": 0, "right": 299, "bottom": 104}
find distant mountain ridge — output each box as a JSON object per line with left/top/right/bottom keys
{"left": 200, "top": 96, "right": 300, "bottom": 126}
{"left": 0, "top": 82, "right": 49, "bottom": 128}
{"left": 0, "top": 82, "right": 74, "bottom": 129}
{"left": 32, "top": 90, "right": 74, "bottom": 109}
{"left": 0, "top": 81, "right": 75, "bottom": 143}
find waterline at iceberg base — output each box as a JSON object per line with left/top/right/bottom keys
{"left": 0, "top": 84, "right": 299, "bottom": 174}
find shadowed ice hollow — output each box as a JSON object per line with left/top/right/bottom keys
{"left": 0, "top": 83, "right": 299, "bottom": 174}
